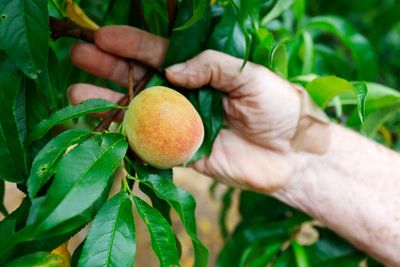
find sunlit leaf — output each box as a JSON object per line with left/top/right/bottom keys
{"left": 79, "top": 192, "right": 135, "bottom": 267}
{"left": 29, "top": 134, "right": 128, "bottom": 236}
{"left": 300, "top": 31, "right": 314, "bottom": 74}
{"left": 306, "top": 76, "right": 367, "bottom": 122}
{"left": 270, "top": 41, "right": 288, "bottom": 78}
{"left": 66, "top": 0, "right": 100, "bottom": 30}
{"left": 133, "top": 196, "right": 180, "bottom": 267}
{"left": 29, "top": 99, "right": 118, "bottom": 142}
{"left": 261, "top": 0, "right": 295, "bottom": 25}
{"left": 130, "top": 162, "right": 208, "bottom": 267}
{"left": 28, "top": 128, "right": 93, "bottom": 199}
{"left": 292, "top": 241, "right": 311, "bottom": 267}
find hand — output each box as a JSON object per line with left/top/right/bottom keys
{"left": 69, "top": 26, "right": 303, "bottom": 193}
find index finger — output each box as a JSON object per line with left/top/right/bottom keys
{"left": 94, "top": 26, "right": 169, "bottom": 68}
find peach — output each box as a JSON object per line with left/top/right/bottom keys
{"left": 123, "top": 86, "right": 204, "bottom": 169}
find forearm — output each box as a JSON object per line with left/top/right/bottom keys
{"left": 274, "top": 124, "right": 400, "bottom": 266}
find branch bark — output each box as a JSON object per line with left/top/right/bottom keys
{"left": 49, "top": 17, "right": 94, "bottom": 42}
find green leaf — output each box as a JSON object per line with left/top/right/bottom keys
{"left": 293, "top": 0, "right": 306, "bottom": 22}
{"left": 25, "top": 77, "right": 49, "bottom": 133}
{"left": 139, "top": 183, "right": 171, "bottom": 223}
{"left": 0, "top": 199, "right": 31, "bottom": 259}
{"left": 189, "top": 89, "right": 224, "bottom": 161}
{"left": 133, "top": 196, "right": 180, "bottom": 267}
{"left": 29, "top": 99, "right": 118, "bottom": 142}
{"left": 0, "top": 199, "right": 75, "bottom": 264}
{"left": 306, "top": 16, "right": 377, "bottom": 80}
{"left": 71, "top": 240, "right": 84, "bottom": 267}
{"left": 175, "top": 0, "right": 208, "bottom": 31}
{"left": 361, "top": 103, "right": 400, "bottom": 137}
{"left": 351, "top": 82, "right": 368, "bottom": 123}
{"left": 0, "top": 52, "right": 28, "bottom": 182}
{"left": 141, "top": 0, "right": 169, "bottom": 36}
{"left": 306, "top": 76, "right": 367, "bottom": 122}
{"left": 0, "top": 181, "right": 7, "bottom": 216}
{"left": 0, "top": 0, "right": 49, "bottom": 79}
{"left": 252, "top": 28, "right": 275, "bottom": 67}
{"left": 4, "top": 251, "right": 65, "bottom": 267}
{"left": 248, "top": 242, "right": 283, "bottom": 267}
{"left": 313, "top": 44, "right": 352, "bottom": 79}
{"left": 27, "top": 128, "right": 93, "bottom": 199}
{"left": 359, "top": 83, "right": 400, "bottom": 137}
{"left": 78, "top": 192, "right": 136, "bottom": 267}
{"left": 274, "top": 249, "right": 295, "bottom": 267}
{"left": 220, "top": 188, "right": 234, "bottom": 239}
{"left": 363, "top": 83, "right": 400, "bottom": 113}
{"left": 34, "top": 47, "right": 64, "bottom": 112}
{"left": 131, "top": 162, "right": 208, "bottom": 267}
{"left": 292, "top": 241, "right": 311, "bottom": 267}
{"left": 261, "top": 0, "right": 295, "bottom": 25}
{"left": 225, "top": 0, "right": 261, "bottom": 64}
{"left": 239, "top": 191, "right": 293, "bottom": 223}
{"left": 29, "top": 134, "right": 128, "bottom": 236}
{"left": 307, "top": 228, "right": 363, "bottom": 266}
{"left": 208, "top": 6, "right": 246, "bottom": 58}
{"left": 163, "top": 0, "right": 211, "bottom": 67}
{"left": 270, "top": 41, "right": 289, "bottom": 78}
{"left": 136, "top": 166, "right": 183, "bottom": 257}
{"left": 346, "top": 83, "right": 400, "bottom": 133}
{"left": 300, "top": 31, "right": 314, "bottom": 74}
{"left": 239, "top": 238, "right": 283, "bottom": 267}
{"left": 217, "top": 216, "right": 304, "bottom": 266}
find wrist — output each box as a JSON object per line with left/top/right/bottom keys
{"left": 272, "top": 122, "right": 334, "bottom": 212}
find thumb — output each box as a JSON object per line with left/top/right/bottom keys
{"left": 165, "top": 50, "right": 263, "bottom": 93}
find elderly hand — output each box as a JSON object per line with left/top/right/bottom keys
{"left": 69, "top": 25, "right": 305, "bottom": 193}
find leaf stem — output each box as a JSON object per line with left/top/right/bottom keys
{"left": 122, "top": 176, "right": 133, "bottom": 195}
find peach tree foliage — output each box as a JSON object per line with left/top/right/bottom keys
{"left": 0, "top": 0, "right": 399, "bottom": 266}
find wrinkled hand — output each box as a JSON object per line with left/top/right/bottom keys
{"left": 69, "top": 26, "right": 302, "bottom": 193}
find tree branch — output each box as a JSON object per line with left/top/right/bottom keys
{"left": 49, "top": 17, "right": 94, "bottom": 42}
{"left": 167, "top": 0, "right": 177, "bottom": 33}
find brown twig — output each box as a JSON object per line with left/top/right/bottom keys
{"left": 94, "top": 66, "right": 154, "bottom": 132}
{"left": 167, "top": 0, "right": 177, "bottom": 34}
{"left": 133, "top": 70, "right": 155, "bottom": 96}
{"left": 133, "top": 0, "right": 149, "bottom": 31}
{"left": 128, "top": 62, "right": 136, "bottom": 100}
{"left": 95, "top": 95, "right": 130, "bottom": 132}
{"left": 49, "top": 17, "right": 94, "bottom": 42}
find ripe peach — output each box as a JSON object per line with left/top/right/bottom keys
{"left": 124, "top": 86, "right": 204, "bottom": 169}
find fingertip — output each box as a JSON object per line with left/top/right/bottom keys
{"left": 66, "top": 84, "right": 79, "bottom": 104}
{"left": 166, "top": 62, "right": 187, "bottom": 73}
{"left": 69, "top": 43, "right": 78, "bottom": 61}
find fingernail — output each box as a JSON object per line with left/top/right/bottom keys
{"left": 167, "top": 63, "right": 186, "bottom": 73}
